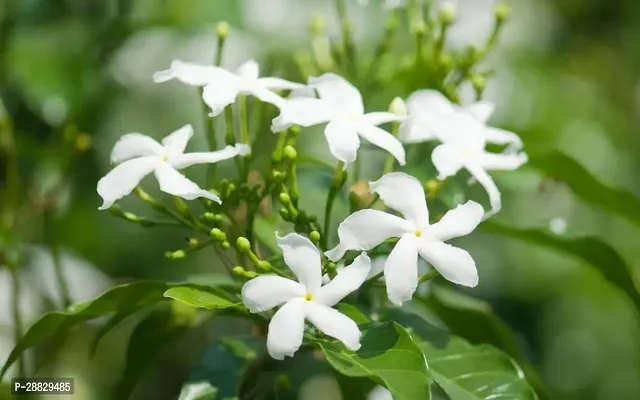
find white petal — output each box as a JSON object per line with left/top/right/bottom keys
{"left": 308, "top": 73, "right": 364, "bottom": 116}
{"left": 429, "top": 200, "right": 484, "bottom": 241}
{"left": 271, "top": 97, "right": 333, "bottom": 132}
{"left": 257, "top": 77, "right": 305, "bottom": 91}
{"left": 314, "top": 252, "right": 372, "bottom": 306}
{"left": 235, "top": 59, "right": 259, "bottom": 80}
{"left": 162, "top": 125, "right": 194, "bottom": 158}
{"left": 202, "top": 81, "right": 240, "bottom": 117}
{"left": 480, "top": 151, "right": 528, "bottom": 171}
{"left": 368, "top": 386, "right": 393, "bottom": 400}
{"left": 325, "top": 209, "right": 415, "bottom": 261}
{"left": 245, "top": 85, "right": 286, "bottom": 108}
{"left": 153, "top": 60, "right": 233, "bottom": 86}
{"left": 483, "top": 127, "right": 524, "bottom": 150}
{"left": 361, "top": 112, "right": 405, "bottom": 126}
{"left": 368, "top": 172, "right": 428, "bottom": 228}
{"left": 384, "top": 234, "right": 419, "bottom": 306}
{"left": 305, "top": 302, "right": 361, "bottom": 351}
{"left": 357, "top": 124, "right": 406, "bottom": 165}
{"left": 241, "top": 275, "right": 306, "bottom": 313}
{"left": 432, "top": 144, "right": 464, "bottom": 179}
{"left": 398, "top": 117, "right": 437, "bottom": 144}
{"left": 325, "top": 120, "right": 361, "bottom": 166}
{"left": 465, "top": 101, "right": 495, "bottom": 123}
{"left": 267, "top": 298, "right": 307, "bottom": 360}
{"left": 97, "top": 156, "right": 160, "bottom": 210}
{"left": 154, "top": 163, "right": 220, "bottom": 203}
{"left": 276, "top": 233, "right": 323, "bottom": 293}
{"left": 465, "top": 163, "right": 501, "bottom": 218}
{"left": 416, "top": 240, "right": 478, "bottom": 287}
{"left": 406, "top": 89, "right": 455, "bottom": 116}
{"left": 110, "top": 133, "right": 164, "bottom": 164}
{"left": 170, "top": 144, "right": 251, "bottom": 170}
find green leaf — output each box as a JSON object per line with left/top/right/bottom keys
{"left": 318, "top": 321, "right": 431, "bottom": 400}
{"left": 117, "top": 305, "right": 189, "bottom": 398}
{"left": 529, "top": 151, "right": 640, "bottom": 227}
{"left": 389, "top": 309, "right": 538, "bottom": 400}
{"left": 164, "top": 287, "right": 240, "bottom": 310}
{"left": 178, "top": 382, "right": 218, "bottom": 400}
{"left": 421, "top": 286, "right": 550, "bottom": 399}
{"left": 483, "top": 221, "right": 640, "bottom": 310}
{"left": 0, "top": 281, "right": 238, "bottom": 379}
{"left": 335, "top": 303, "right": 370, "bottom": 325}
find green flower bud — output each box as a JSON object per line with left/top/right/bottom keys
{"left": 310, "top": 14, "right": 326, "bottom": 36}
{"left": 257, "top": 261, "right": 272, "bottom": 271}
{"left": 165, "top": 250, "right": 186, "bottom": 260}
{"left": 213, "top": 214, "right": 224, "bottom": 223}
{"left": 75, "top": 134, "right": 91, "bottom": 152}
{"left": 309, "top": 231, "right": 321, "bottom": 244}
{"left": 221, "top": 241, "right": 231, "bottom": 250}
{"left": 495, "top": 2, "right": 511, "bottom": 23}
{"left": 244, "top": 270, "right": 258, "bottom": 279}
{"left": 289, "top": 126, "right": 301, "bottom": 136}
{"left": 216, "top": 21, "right": 230, "bottom": 39}
{"left": 279, "top": 208, "right": 290, "bottom": 221}
{"left": 283, "top": 145, "right": 297, "bottom": 161}
{"left": 233, "top": 266, "right": 246, "bottom": 276}
{"left": 203, "top": 212, "right": 216, "bottom": 221}
{"left": 236, "top": 236, "right": 251, "bottom": 252}
{"left": 210, "top": 228, "right": 225, "bottom": 241}
{"left": 271, "top": 170, "right": 285, "bottom": 182}
{"left": 187, "top": 238, "right": 199, "bottom": 249}
{"left": 471, "top": 74, "right": 486, "bottom": 93}
{"left": 279, "top": 192, "right": 291, "bottom": 205}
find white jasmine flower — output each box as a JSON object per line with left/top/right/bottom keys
{"left": 271, "top": 73, "right": 406, "bottom": 168}
{"left": 97, "top": 125, "right": 250, "bottom": 210}
{"left": 368, "top": 385, "right": 393, "bottom": 400}
{"left": 400, "top": 90, "right": 528, "bottom": 216}
{"left": 325, "top": 172, "right": 483, "bottom": 305}
{"left": 153, "top": 59, "right": 304, "bottom": 116}
{"left": 241, "top": 233, "right": 371, "bottom": 360}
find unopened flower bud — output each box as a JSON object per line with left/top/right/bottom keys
{"left": 221, "top": 241, "right": 231, "bottom": 250}
{"left": 165, "top": 250, "right": 186, "bottom": 260}
{"left": 439, "top": 2, "right": 456, "bottom": 25}
{"left": 425, "top": 179, "right": 441, "bottom": 195}
{"left": 187, "top": 238, "right": 199, "bottom": 249}
{"left": 289, "top": 126, "right": 301, "bottom": 136}
{"left": 389, "top": 97, "right": 407, "bottom": 117}
{"left": 495, "top": 2, "right": 511, "bottom": 23}
{"left": 310, "top": 15, "right": 326, "bottom": 36}
{"left": 216, "top": 21, "right": 229, "bottom": 39}
{"left": 279, "top": 208, "right": 290, "bottom": 220}
{"left": 279, "top": 192, "right": 291, "bottom": 205}
{"left": 349, "top": 181, "right": 374, "bottom": 210}
{"left": 244, "top": 270, "right": 258, "bottom": 279}
{"left": 257, "top": 261, "right": 272, "bottom": 271}
{"left": 203, "top": 212, "right": 216, "bottom": 221}
{"left": 236, "top": 237, "right": 251, "bottom": 252}
{"left": 471, "top": 74, "right": 486, "bottom": 93}
{"left": 271, "top": 170, "right": 285, "bottom": 182}
{"left": 233, "top": 266, "right": 246, "bottom": 276}
{"left": 283, "top": 146, "right": 297, "bottom": 161}
{"left": 210, "top": 228, "right": 225, "bottom": 241}
{"left": 309, "top": 231, "right": 321, "bottom": 244}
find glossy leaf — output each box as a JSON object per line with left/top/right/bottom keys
{"left": 163, "top": 287, "right": 240, "bottom": 310}
{"left": 388, "top": 309, "right": 538, "bottom": 400}
{"left": 529, "top": 151, "right": 640, "bottom": 228}
{"left": 318, "top": 321, "right": 431, "bottom": 400}
{"left": 483, "top": 221, "right": 640, "bottom": 310}
{"left": 336, "top": 303, "right": 370, "bottom": 325}
{"left": 0, "top": 282, "right": 236, "bottom": 379}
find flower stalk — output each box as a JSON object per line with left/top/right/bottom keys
{"left": 322, "top": 161, "right": 346, "bottom": 249}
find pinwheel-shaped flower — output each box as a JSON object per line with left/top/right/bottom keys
{"left": 399, "top": 90, "right": 528, "bottom": 216}
{"left": 325, "top": 172, "right": 483, "bottom": 306}
{"left": 97, "top": 125, "right": 249, "bottom": 210}
{"left": 154, "top": 59, "right": 304, "bottom": 116}
{"left": 241, "top": 233, "right": 371, "bottom": 360}
{"left": 271, "top": 73, "right": 406, "bottom": 168}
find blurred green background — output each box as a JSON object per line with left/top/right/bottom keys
{"left": 1, "top": 0, "right": 639, "bottom": 399}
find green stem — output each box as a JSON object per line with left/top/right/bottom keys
{"left": 272, "top": 131, "right": 287, "bottom": 164}
{"left": 224, "top": 106, "right": 236, "bottom": 146}
{"left": 44, "top": 210, "right": 72, "bottom": 309}
{"left": 335, "top": 0, "right": 355, "bottom": 74}
{"left": 367, "top": 9, "right": 399, "bottom": 79}
{"left": 322, "top": 162, "right": 346, "bottom": 249}
{"left": 238, "top": 94, "right": 251, "bottom": 180}
{"left": 288, "top": 162, "right": 299, "bottom": 204}
{"left": 8, "top": 265, "right": 25, "bottom": 377}
{"left": 418, "top": 269, "right": 440, "bottom": 284}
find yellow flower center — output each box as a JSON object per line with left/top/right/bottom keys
{"left": 415, "top": 230, "right": 422, "bottom": 237}
{"left": 304, "top": 293, "right": 313, "bottom": 301}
